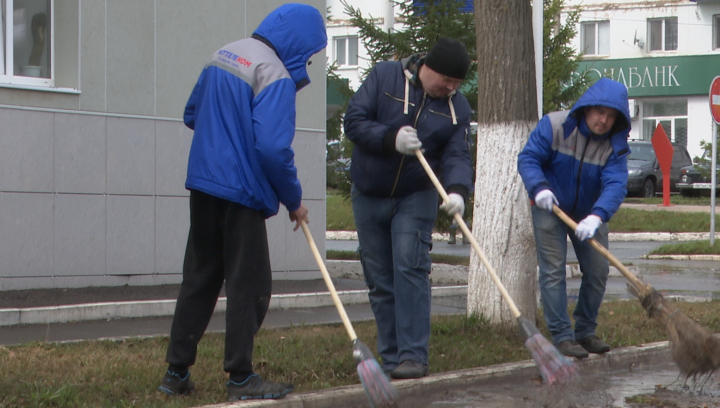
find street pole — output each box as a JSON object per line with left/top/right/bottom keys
{"left": 533, "top": 0, "right": 542, "bottom": 120}
{"left": 710, "top": 76, "right": 720, "bottom": 246}
{"left": 711, "top": 121, "right": 717, "bottom": 246}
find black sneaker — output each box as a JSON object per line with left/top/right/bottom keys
{"left": 389, "top": 360, "right": 429, "bottom": 379}
{"left": 556, "top": 340, "right": 589, "bottom": 359}
{"left": 227, "top": 374, "right": 294, "bottom": 401}
{"left": 578, "top": 335, "right": 611, "bottom": 354}
{"left": 158, "top": 370, "right": 194, "bottom": 396}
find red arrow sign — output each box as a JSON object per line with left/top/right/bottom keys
{"left": 651, "top": 124, "right": 674, "bottom": 206}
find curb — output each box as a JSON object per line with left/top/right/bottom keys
{"left": 193, "top": 340, "right": 672, "bottom": 408}
{"left": 0, "top": 285, "right": 468, "bottom": 327}
{"left": 327, "top": 231, "right": 714, "bottom": 242}
{"left": 645, "top": 254, "right": 720, "bottom": 261}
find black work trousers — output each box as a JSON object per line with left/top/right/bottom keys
{"left": 165, "top": 189, "right": 271, "bottom": 378}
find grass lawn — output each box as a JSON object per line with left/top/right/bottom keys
{"left": 608, "top": 208, "right": 719, "bottom": 233}
{"left": 650, "top": 240, "right": 720, "bottom": 256}
{"left": 328, "top": 190, "right": 719, "bottom": 234}
{"left": 327, "top": 190, "right": 720, "bottom": 255}
{"left": 3, "top": 299, "right": 720, "bottom": 407}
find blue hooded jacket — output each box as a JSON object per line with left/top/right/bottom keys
{"left": 518, "top": 78, "right": 632, "bottom": 222}
{"left": 183, "top": 4, "right": 327, "bottom": 218}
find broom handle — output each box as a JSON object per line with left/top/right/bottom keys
{"left": 551, "top": 205, "right": 644, "bottom": 291}
{"left": 414, "top": 150, "right": 522, "bottom": 319}
{"left": 300, "top": 220, "right": 358, "bottom": 341}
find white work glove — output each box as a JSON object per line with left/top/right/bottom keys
{"left": 395, "top": 126, "right": 422, "bottom": 155}
{"left": 575, "top": 215, "right": 602, "bottom": 241}
{"left": 440, "top": 193, "right": 465, "bottom": 216}
{"left": 534, "top": 189, "right": 558, "bottom": 213}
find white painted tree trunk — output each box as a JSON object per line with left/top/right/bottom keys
{"left": 467, "top": 121, "right": 538, "bottom": 327}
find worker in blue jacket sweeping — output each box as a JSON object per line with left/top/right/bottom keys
{"left": 158, "top": 3, "right": 326, "bottom": 402}
{"left": 518, "top": 77, "right": 631, "bottom": 359}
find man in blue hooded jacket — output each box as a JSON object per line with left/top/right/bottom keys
{"left": 344, "top": 37, "right": 474, "bottom": 379}
{"left": 158, "top": 4, "right": 326, "bottom": 402}
{"left": 518, "top": 77, "right": 631, "bottom": 359}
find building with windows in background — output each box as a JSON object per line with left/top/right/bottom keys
{"left": 0, "top": 1, "right": 327, "bottom": 291}
{"left": 328, "top": 0, "right": 719, "bottom": 161}
{"left": 325, "top": 0, "right": 474, "bottom": 91}
{"left": 565, "top": 0, "right": 720, "bottom": 160}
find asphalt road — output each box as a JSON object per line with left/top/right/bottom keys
{"left": 326, "top": 239, "right": 671, "bottom": 263}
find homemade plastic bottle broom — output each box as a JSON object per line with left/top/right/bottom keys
{"left": 415, "top": 150, "right": 576, "bottom": 385}
{"left": 300, "top": 220, "right": 398, "bottom": 407}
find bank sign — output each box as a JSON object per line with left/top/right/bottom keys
{"left": 577, "top": 54, "right": 720, "bottom": 98}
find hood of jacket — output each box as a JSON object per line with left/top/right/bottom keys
{"left": 252, "top": 3, "right": 327, "bottom": 91}
{"left": 398, "top": 53, "right": 461, "bottom": 125}
{"left": 563, "top": 77, "right": 632, "bottom": 154}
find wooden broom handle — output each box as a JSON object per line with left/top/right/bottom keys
{"left": 300, "top": 220, "right": 358, "bottom": 341}
{"left": 551, "top": 205, "right": 644, "bottom": 290}
{"left": 414, "top": 150, "right": 522, "bottom": 318}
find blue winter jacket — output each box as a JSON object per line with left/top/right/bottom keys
{"left": 518, "top": 78, "right": 631, "bottom": 222}
{"left": 344, "top": 55, "right": 474, "bottom": 199}
{"left": 183, "top": 4, "right": 327, "bottom": 218}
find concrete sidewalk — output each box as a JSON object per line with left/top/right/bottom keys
{"left": 0, "top": 260, "right": 470, "bottom": 345}
{"left": 193, "top": 340, "right": 675, "bottom": 408}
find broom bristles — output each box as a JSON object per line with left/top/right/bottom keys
{"left": 632, "top": 285, "right": 720, "bottom": 377}
{"left": 357, "top": 358, "right": 398, "bottom": 408}
{"left": 353, "top": 340, "right": 398, "bottom": 408}
{"left": 525, "top": 332, "right": 577, "bottom": 385}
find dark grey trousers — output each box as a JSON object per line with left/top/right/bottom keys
{"left": 165, "top": 189, "right": 271, "bottom": 379}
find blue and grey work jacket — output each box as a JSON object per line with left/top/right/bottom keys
{"left": 518, "top": 77, "right": 632, "bottom": 222}
{"left": 183, "top": 4, "right": 327, "bottom": 218}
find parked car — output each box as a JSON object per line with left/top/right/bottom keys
{"left": 676, "top": 150, "right": 720, "bottom": 197}
{"left": 626, "top": 141, "right": 693, "bottom": 197}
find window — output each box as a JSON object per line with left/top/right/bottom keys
{"left": 581, "top": 21, "right": 610, "bottom": 55}
{"left": 714, "top": 14, "right": 720, "bottom": 49}
{"left": 0, "top": 0, "right": 53, "bottom": 86}
{"left": 648, "top": 17, "right": 677, "bottom": 51}
{"left": 641, "top": 100, "right": 687, "bottom": 147}
{"left": 334, "top": 36, "right": 358, "bottom": 67}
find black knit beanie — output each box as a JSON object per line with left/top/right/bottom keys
{"left": 424, "top": 37, "right": 470, "bottom": 80}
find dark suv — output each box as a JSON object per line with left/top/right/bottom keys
{"left": 626, "top": 141, "right": 693, "bottom": 197}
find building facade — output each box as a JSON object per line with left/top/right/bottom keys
{"left": 0, "top": 0, "right": 327, "bottom": 291}
{"left": 326, "top": 0, "right": 397, "bottom": 90}
{"left": 566, "top": 0, "right": 720, "bottom": 159}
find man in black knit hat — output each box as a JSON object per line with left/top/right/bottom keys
{"left": 344, "top": 37, "right": 473, "bottom": 379}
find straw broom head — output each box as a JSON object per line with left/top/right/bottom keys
{"left": 631, "top": 285, "right": 720, "bottom": 377}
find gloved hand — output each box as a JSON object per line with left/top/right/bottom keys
{"left": 440, "top": 193, "right": 465, "bottom": 216}
{"left": 534, "top": 189, "right": 558, "bottom": 212}
{"left": 576, "top": 215, "right": 602, "bottom": 241}
{"left": 395, "top": 126, "right": 422, "bottom": 155}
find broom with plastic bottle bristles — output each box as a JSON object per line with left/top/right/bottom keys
{"left": 300, "top": 220, "right": 398, "bottom": 408}
{"left": 552, "top": 205, "right": 720, "bottom": 378}
{"left": 414, "top": 150, "right": 576, "bottom": 386}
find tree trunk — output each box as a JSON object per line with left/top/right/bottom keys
{"left": 468, "top": 0, "right": 538, "bottom": 326}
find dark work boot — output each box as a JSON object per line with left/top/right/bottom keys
{"left": 390, "top": 360, "right": 429, "bottom": 379}
{"left": 556, "top": 340, "right": 589, "bottom": 359}
{"left": 578, "top": 335, "right": 611, "bottom": 354}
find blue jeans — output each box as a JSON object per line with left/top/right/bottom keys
{"left": 351, "top": 185, "right": 438, "bottom": 370}
{"left": 531, "top": 206, "right": 610, "bottom": 345}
